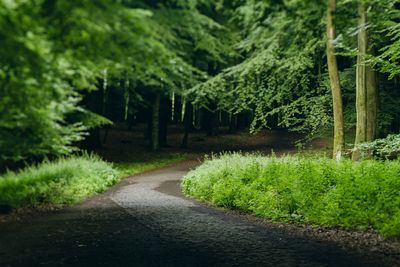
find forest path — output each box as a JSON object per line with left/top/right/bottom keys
{"left": 0, "top": 161, "right": 389, "bottom": 267}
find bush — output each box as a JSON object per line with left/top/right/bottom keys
{"left": 0, "top": 155, "right": 119, "bottom": 209}
{"left": 182, "top": 153, "right": 400, "bottom": 237}
{"left": 356, "top": 134, "right": 400, "bottom": 160}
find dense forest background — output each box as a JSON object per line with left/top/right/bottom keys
{"left": 1, "top": 0, "right": 400, "bottom": 166}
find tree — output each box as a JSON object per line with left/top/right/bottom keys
{"left": 139, "top": 0, "right": 235, "bottom": 148}
{"left": 327, "top": 0, "right": 345, "bottom": 160}
{"left": 2, "top": 0, "right": 400, "bottom": 164}
{"left": 151, "top": 93, "right": 161, "bottom": 151}
{"left": 353, "top": 1, "right": 378, "bottom": 160}
{"left": 0, "top": 1, "right": 85, "bottom": 161}
{"left": 192, "top": 1, "right": 332, "bottom": 137}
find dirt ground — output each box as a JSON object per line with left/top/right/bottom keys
{"left": 94, "top": 124, "right": 327, "bottom": 162}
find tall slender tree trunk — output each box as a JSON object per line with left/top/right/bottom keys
{"left": 152, "top": 93, "right": 161, "bottom": 151}
{"left": 353, "top": 3, "right": 368, "bottom": 161}
{"left": 145, "top": 106, "right": 152, "bottom": 144}
{"left": 159, "top": 96, "right": 169, "bottom": 147}
{"left": 327, "top": 0, "right": 345, "bottom": 160}
{"left": 353, "top": 3, "right": 378, "bottom": 160}
{"left": 229, "top": 114, "right": 238, "bottom": 133}
{"left": 181, "top": 102, "right": 193, "bottom": 149}
{"left": 366, "top": 64, "right": 378, "bottom": 141}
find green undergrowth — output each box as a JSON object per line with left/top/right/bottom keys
{"left": 0, "top": 153, "right": 189, "bottom": 211}
{"left": 0, "top": 155, "right": 118, "bottom": 209}
{"left": 182, "top": 153, "right": 400, "bottom": 238}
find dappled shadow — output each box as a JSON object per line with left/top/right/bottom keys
{"left": 1, "top": 142, "right": 393, "bottom": 267}
{"left": 0, "top": 166, "right": 394, "bottom": 267}
{"left": 0, "top": 199, "right": 383, "bottom": 267}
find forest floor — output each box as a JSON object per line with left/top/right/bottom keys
{"left": 0, "top": 160, "right": 398, "bottom": 266}
{"left": 0, "top": 126, "right": 398, "bottom": 266}
{"left": 94, "top": 124, "right": 328, "bottom": 163}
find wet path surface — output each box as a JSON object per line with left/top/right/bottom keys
{"left": 0, "top": 161, "right": 391, "bottom": 267}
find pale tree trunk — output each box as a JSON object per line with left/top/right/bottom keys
{"left": 152, "top": 93, "right": 161, "bottom": 151}
{"left": 353, "top": 3, "right": 378, "bottom": 160}
{"left": 327, "top": 0, "right": 345, "bottom": 160}
{"left": 366, "top": 64, "right": 378, "bottom": 142}
{"left": 353, "top": 3, "right": 368, "bottom": 161}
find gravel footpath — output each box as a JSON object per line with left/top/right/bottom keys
{"left": 0, "top": 161, "right": 397, "bottom": 267}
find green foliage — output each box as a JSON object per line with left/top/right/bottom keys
{"left": 182, "top": 153, "right": 400, "bottom": 237}
{"left": 0, "top": 151, "right": 191, "bottom": 211}
{"left": 368, "top": 0, "right": 400, "bottom": 78}
{"left": 191, "top": 0, "right": 331, "bottom": 135}
{"left": 356, "top": 134, "right": 400, "bottom": 160}
{"left": 0, "top": 154, "right": 119, "bottom": 209}
{"left": 73, "top": 110, "right": 113, "bottom": 129}
{"left": 0, "top": 0, "right": 231, "bottom": 161}
{"left": 0, "top": 0, "right": 85, "bottom": 160}
{"left": 3, "top": 0, "right": 400, "bottom": 162}
{"left": 187, "top": 0, "right": 400, "bottom": 140}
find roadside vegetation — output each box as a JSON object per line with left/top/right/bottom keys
{"left": 0, "top": 153, "right": 188, "bottom": 211}
{"left": 0, "top": 155, "right": 117, "bottom": 210}
{"left": 182, "top": 153, "right": 400, "bottom": 238}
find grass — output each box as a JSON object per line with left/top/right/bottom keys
{"left": 182, "top": 153, "right": 400, "bottom": 238}
{"left": 0, "top": 154, "right": 118, "bottom": 210}
{"left": 0, "top": 152, "right": 190, "bottom": 211}
{"left": 115, "top": 153, "right": 190, "bottom": 177}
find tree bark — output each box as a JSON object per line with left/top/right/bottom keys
{"left": 353, "top": 3, "right": 368, "bottom": 161}
{"left": 327, "top": 0, "right": 345, "bottom": 160}
{"left": 152, "top": 93, "right": 161, "bottom": 151}
{"left": 353, "top": 3, "right": 378, "bottom": 160}
{"left": 229, "top": 114, "right": 238, "bottom": 133}
{"left": 366, "top": 64, "right": 378, "bottom": 142}
{"left": 145, "top": 107, "right": 152, "bottom": 144}
{"left": 159, "top": 96, "right": 169, "bottom": 147}
{"left": 181, "top": 102, "right": 193, "bottom": 149}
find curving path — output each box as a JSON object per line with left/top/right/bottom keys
{"left": 0, "top": 161, "right": 393, "bottom": 267}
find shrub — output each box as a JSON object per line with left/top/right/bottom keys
{"left": 0, "top": 154, "right": 119, "bottom": 209}
{"left": 356, "top": 134, "right": 400, "bottom": 160}
{"left": 182, "top": 153, "right": 400, "bottom": 237}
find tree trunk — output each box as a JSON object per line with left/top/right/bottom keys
{"left": 145, "top": 105, "right": 152, "bottom": 145}
{"left": 353, "top": 3, "right": 368, "bottom": 161}
{"left": 366, "top": 65, "right": 378, "bottom": 142}
{"left": 159, "top": 96, "right": 169, "bottom": 147}
{"left": 327, "top": 0, "right": 345, "bottom": 160}
{"left": 353, "top": 3, "right": 378, "bottom": 160}
{"left": 152, "top": 93, "right": 161, "bottom": 151}
{"left": 229, "top": 114, "right": 238, "bottom": 133}
{"left": 202, "top": 104, "right": 219, "bottom": 136}
{"left": 181, "top": 102, "right": 193, "bottom": 149}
